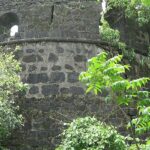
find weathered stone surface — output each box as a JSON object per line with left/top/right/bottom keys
{"left": 0, "top": 0, "right": 102, "bottom": 42}
{"left": 70, "top": 86, "right": 84, "bottom": 95}
{"left": 50, "top": 72, "right": 65, "bottom": 83}
{"left": 28, "top": 65, "right": 37, "bottom": 72}
{"left": 37, "top": 55, "right": 43, "bottom": 61}
{"left": 27, "top": 73, "right": 49, "bottom": 84}
{"left": 41, "top": 67, "right": 47, "bottom": 71}
{"left": 52, "top": 65, "right": 61, "bottom": 71}
{"left": 67, "top": 72, "right": 79, "bottom": 83}
{"left": 48, "top": 53, "right": 58, "bottom": 62}
{"left": 14, "top": 50, "right": 23, "bottom": 60}
{"left": 74, "top": 55, "right": 87, "bottom": 62}
{"left": 65, "top": 64, "right": 74, "bottom": 70}
{"left": 22, "top": 55, "right": 36, "bottom": 63}
{"left": 1, "top": 0, "right": 148, "bottom": 149}
{"left": 60, "top": 88, "right": 70, "bottom": 94}
{"left": 29, "top": 86, "right": 39, "bottom": 94}
{"left": 21, "top": 64, "right": 26, "bottom": 72}
{"left": 26, "top": 49, "right": 35, "bottom": 53}
{"left": 38, "top": 49, "right": 44, "bottom": 53}
{"left": 2, "top": 41, "right": 144, "bottom": 150}
{"left": 76, "top": 48, "right": 81, "bottom": 54}
{"left": 42, "top": 84, "right": 59, "bottom": 96}
{"left": 56, "top": 46, "right": 64, "bottom": 53}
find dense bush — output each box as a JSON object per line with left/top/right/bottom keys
{"left": 108, "top": 0, "right": 150, "bottom": 26}
{"left": 56, "top": 117, "right": 127, "bottom": 150}
{"left": 0, "top": 47, "right": 27, "bottom": 144}
{"left": 129, "top": 143, "right": 150, "bottom": 150}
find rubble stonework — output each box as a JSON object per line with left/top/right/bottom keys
{"left": 20, "top": 42, "right": 101, "bottom": 99}
{"left": 0, "top": 0, "right": 149, "bottom": 149}
{"left": 0, "top": 0, "right": 101, "bottom": 41}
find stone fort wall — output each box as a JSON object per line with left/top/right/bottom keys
{"left": 0, "top": 0, "right": 101, "bottom": 41}
{"left": 6, "top": 41, "right": 126, "bottom": 150}
{"left": 0, "top": 1, "right": 115, "bottom": 149}
{"left": 0, "top": 0, "right": 149, "bottom": 149}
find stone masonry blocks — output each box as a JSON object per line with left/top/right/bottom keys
{"left": 20, "top": 42, "right": 100, "bottom": 98}
{"left": 0, "top": 1, "right": 101, "bottom": 41}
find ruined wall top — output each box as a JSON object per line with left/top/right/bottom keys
{"left": 0, "top": 0, "right": 101, "bottom": 42}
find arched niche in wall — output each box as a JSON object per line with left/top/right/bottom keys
{"left": 0, "top": 12, "right": 19, "bottom": 39}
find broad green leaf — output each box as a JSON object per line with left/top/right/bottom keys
{"left": 142, "top": 0, "right": 150, "bottom": 6}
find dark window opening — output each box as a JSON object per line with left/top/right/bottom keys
{"left": 0, "top": 12, "right": 19, "bottom": 38}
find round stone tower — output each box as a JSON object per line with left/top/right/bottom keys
{"left": 0, "top": 1, "right": 124, "bottom": 150}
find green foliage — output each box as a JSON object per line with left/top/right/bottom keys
{"left": 129, "top": 89, "right": 150, "bottom": 135}
{"left": 100, "top": 19, "right": 120, "bottom": 45}
{"left": 100, "top": 15, "right": 135, "bottom": 62}
{"left": 108, "top": 0, "right": 128, "bottom": 9}
{"left": 141, "top": 0, "right": 150, "bottom": 6}
{"left": 0, "top": 47, "right": 27, "bottom": 143}
{"left": 100, "top": 19, "right": 137, "bottom": 62}
{"left": 129, "top": 141, "right": 150, "bottom": 150}
{"left": 108, "top": 0, "right": 150, "bottom": 26}
{"left": 131, "top": 105, "right": 150, "bottom": 134}
{"left": 79, "top": 52, "right": 129, "bottom": 95}
{"left": 79, "top": 52, "right": 150, "bottom": 136}
{"left": 0, "top": 146, "right": 8, "bottom": 150}
{"left": 100, "top": 0, "right": 149, "bottom": 64}
{"left": 56, "top": 117, "right": 127, "bottom": 150}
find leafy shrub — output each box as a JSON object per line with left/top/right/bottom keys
{"left": 100, "top": 19, "right": 120, "bottom": 45}
{"left": 0, "top": 47, "right": 27, "bottom": 144}
{"left": 79, "top": 52, "right": 150, "bottom": 134}
{"left": 56, "top": 117, "right": 127, "bottom": 150}
{"left": 129, "top": 143, "right": 150, "bottom": 150}
{"left": 108, "top": 0, "right": 150, "bottom": 26}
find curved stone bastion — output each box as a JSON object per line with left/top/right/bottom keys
{"left": 2, "top": 40, "right": 127, "bottom": 150}
{"left": 0, "top": 0, "right": 142, "bottom": 149}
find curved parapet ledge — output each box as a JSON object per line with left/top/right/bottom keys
{"left": 0, "top": 37, "right": 108, "bottom": 46}
{"left": 0, "top": 37, "right": 149, "bottom": 57}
